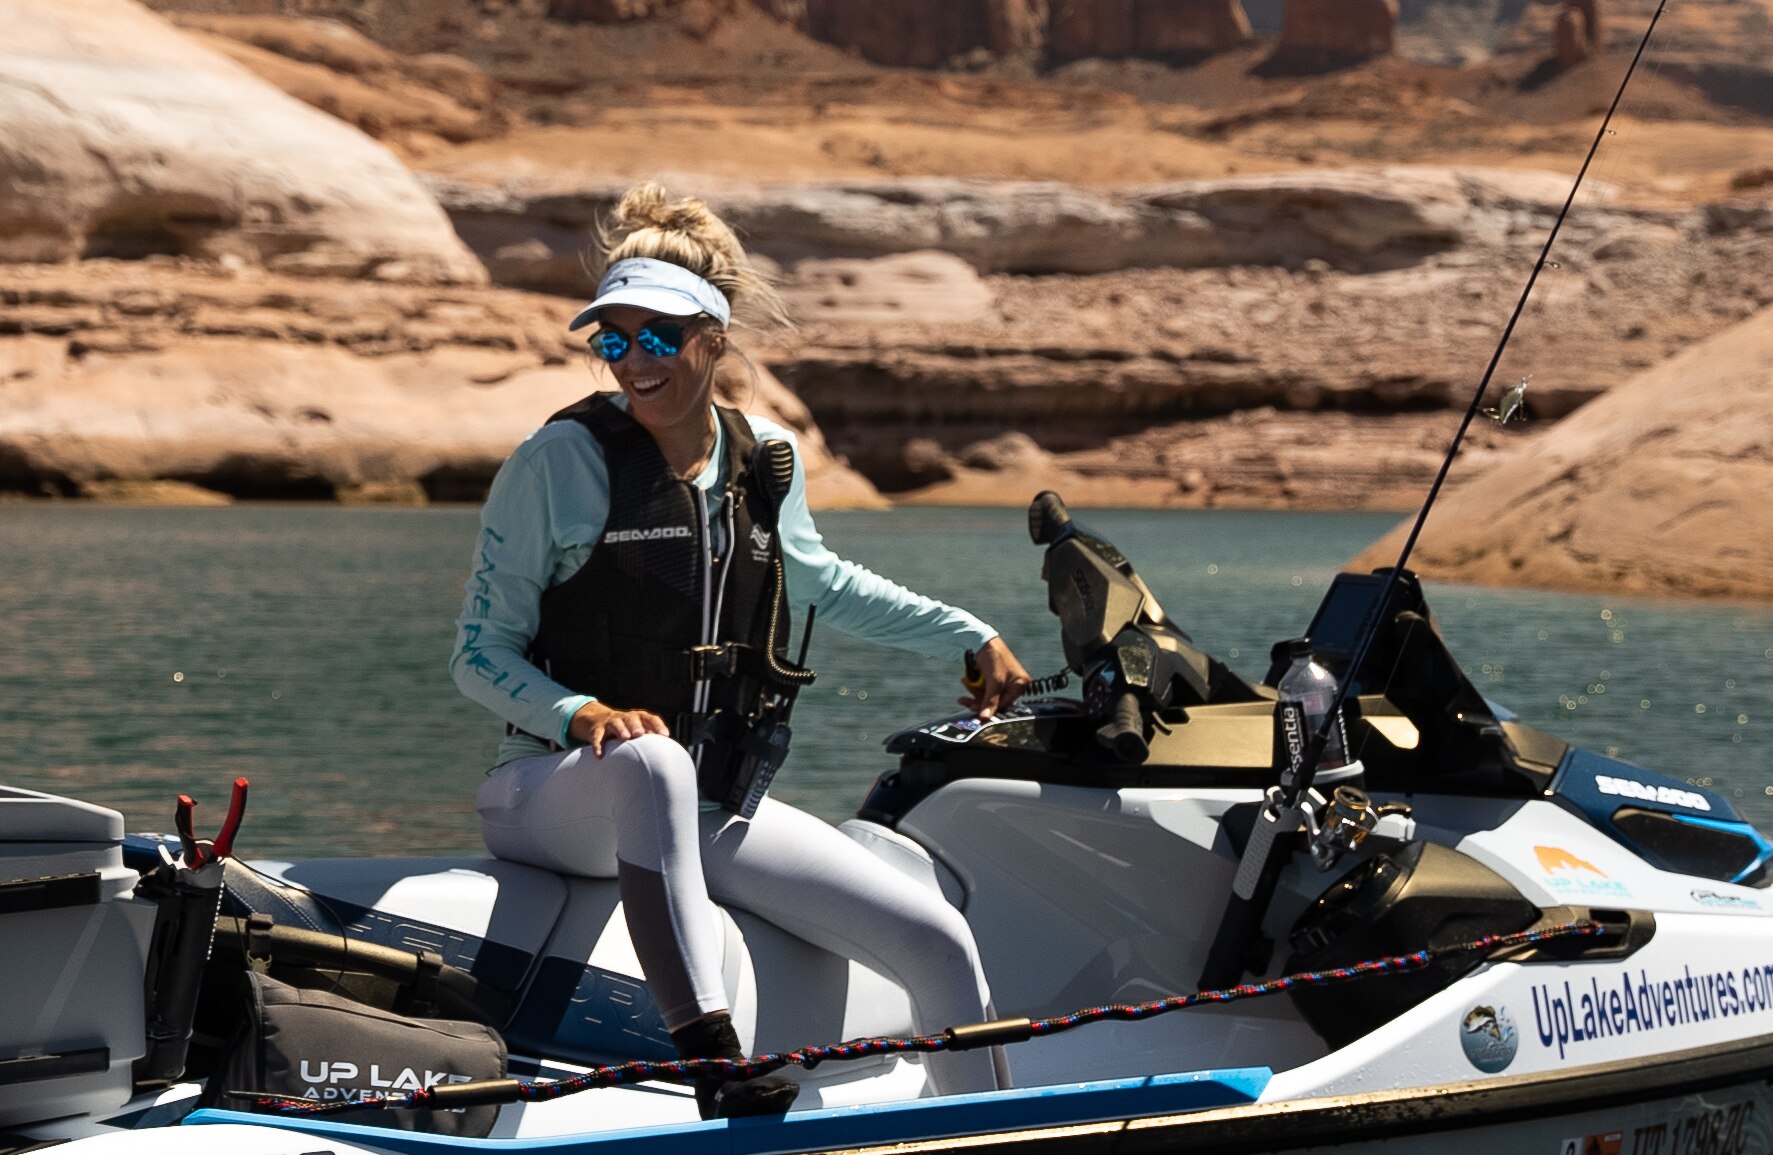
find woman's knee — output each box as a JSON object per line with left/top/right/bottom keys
{"left": 875, "top": 894, "right": 983, "bottom": 973}
{"left": 927, "top": 906, "right": 985, "bottom": 969}
{"left": 604, "top": 733, "right": 700, "bottom": 811}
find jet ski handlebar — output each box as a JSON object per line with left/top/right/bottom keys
{"left": 1096, "top": 690, "right": 1148, "bottom": 763}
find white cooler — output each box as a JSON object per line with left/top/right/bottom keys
{"left": 0, "top": 786, "right": 157, "bottom": 1126}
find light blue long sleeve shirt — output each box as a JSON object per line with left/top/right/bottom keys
{"left": 451, "top": 398, "right": 998, "bottom": 766}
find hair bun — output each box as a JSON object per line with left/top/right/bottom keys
{"left": 614, "top": 184, "right": 701, "bottom": 234}
{"left": 599, "top": 182, "right": 789, "bottom": 331}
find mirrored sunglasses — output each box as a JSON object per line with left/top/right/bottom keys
{"left": 589, "top": 320, "right": 687, "bottom": 363}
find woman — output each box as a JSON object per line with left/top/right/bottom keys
{"left": 451, "top": 184, "right": 1030, "bottom": 1118}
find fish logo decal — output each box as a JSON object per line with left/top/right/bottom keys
{"left": 1463, "top": 1006, "right": 1504, "bottom": 1041}
{"left": 1459, "top": 1004, "right": 1518, "bottom": 1073}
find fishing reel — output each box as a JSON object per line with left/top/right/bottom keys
{"left": 1301, "top": 785, "right": 1412, "bottom": 871}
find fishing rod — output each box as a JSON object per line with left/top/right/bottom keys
{"left": 1199, "top": 0, "right": 1670, "bottom": 990}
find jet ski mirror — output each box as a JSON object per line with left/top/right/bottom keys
{"left": 1028, "top": 490, "right": 1074, "bottom": 546}
{"left": 1029, "top": 491, "right": 1170, "bottom": 668}
{"left": 1027, "top": 492, "right": 1261, "bottom": 762}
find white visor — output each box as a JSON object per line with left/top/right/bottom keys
{"left": 568, "top": 258, "right": 732, "bottom": 331}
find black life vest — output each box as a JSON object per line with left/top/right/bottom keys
{"left": 525, "top": 394, "right": 810, "bottom": 797}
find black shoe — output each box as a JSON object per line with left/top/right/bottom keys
{"left": 698, "top": 1072, "right": 801, "bottom": 1119}
{"left": 671, "top": 1012, "right": 799, "bottom": 1120}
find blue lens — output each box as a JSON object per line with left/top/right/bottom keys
{"left": 592, "top": 329, "right": 629, "bottom": 362}
{"left": 636, "top": 322, "right": 685, "bottom": 358}
{"left": 590, "top": 321, "right": 685, "bottom": 362}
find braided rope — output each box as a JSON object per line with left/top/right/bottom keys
{"left": 251, "top": 919, "right": 1599, "bottom": 1118}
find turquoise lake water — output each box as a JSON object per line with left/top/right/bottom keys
{"left": 2, "top": 504, "right": 1768, "bottom": 857}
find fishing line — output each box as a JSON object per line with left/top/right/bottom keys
{"left": 247, "top": 919, "right": 1603, "bottom": 1117}
{"left": 1381, "top": 0, "right": 1669, "bottom": 603}
{"left": 1523, "top": 7, "right": 1675, "bottom": 423}
{"left": 1352, "top": 8, "right": 1676, "bottom": 764}
{"left": 1201, "top": 0, "right": 1671, "bottom": 990}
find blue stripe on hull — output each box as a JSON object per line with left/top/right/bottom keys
{"left": 182, "top": 1068, "right": 1271, "bottom": 1154}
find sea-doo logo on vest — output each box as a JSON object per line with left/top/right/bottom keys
{"left": 605, "top": 526, "right": 693, "bottom": 545}
{"left": 750, "top": 524, "right": 773, "bottom": 562}
{"left": 1459, "top": 1004, "right": 1518, "bottom": 1073}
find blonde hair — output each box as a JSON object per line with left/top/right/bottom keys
{"left": 596, "top": 183, "right": 791, "bottom": 332}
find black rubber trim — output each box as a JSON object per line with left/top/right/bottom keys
{"left": 0, "top": 1133, "right": 71, "bottom": 1153}
{"left": 0, "top": 873, "right": 100, "bottom": 917}
{"left": 824, "top": 1033, "right": 1773, "bottom": 1155}
{"left": 0, "top": 1047, "right": 109, "bottom": 1088}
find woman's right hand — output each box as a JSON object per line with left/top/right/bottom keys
{"left": 569, "top": 701, "right": 670, "bottom": 758}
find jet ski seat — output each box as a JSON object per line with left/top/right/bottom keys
{"left": 233, "top": 856, "right": 569, "bottom": 1001}
{"left": 173, "top": 828, "right": 945, "bottom": 1102}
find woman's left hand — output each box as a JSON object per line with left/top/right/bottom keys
{"left": 960, "top": 636, "right": 1032, "bottom": 722}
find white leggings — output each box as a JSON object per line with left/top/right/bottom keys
{"left": 475, "top": 734, "right": 1003, "bottom": 1095}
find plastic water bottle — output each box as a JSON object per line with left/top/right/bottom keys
{"left": 1275, "top": 639, "right": 1362, "bottom": 786}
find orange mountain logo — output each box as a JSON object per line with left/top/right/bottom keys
{"left": 1535, "top": 846, "right": 1605, "bottom": 876}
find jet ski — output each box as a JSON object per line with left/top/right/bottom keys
{"left": 6, "top": 491, "right": 1773, "bottom": 1155}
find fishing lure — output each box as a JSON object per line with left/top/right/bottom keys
{"left": 1482, "top": 376, "right": 1531, "bottom": 425}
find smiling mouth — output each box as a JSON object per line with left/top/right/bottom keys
{"left": 628, "top": 376, "right": 669, "bottom": 397}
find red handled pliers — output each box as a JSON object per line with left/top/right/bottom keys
{"left": 174, "top": 777, "right": 250, "bottom": 869}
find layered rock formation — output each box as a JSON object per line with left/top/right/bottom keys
{"left": 1505, "top": 0, "right": 1773, "bottom": 115}
{"left": 1273, "top": 0, "right": 1398, "bottom": 67}
{"left": 0, "top": 264, "right": 883, "bottom": 508}
{"left": 168, "top": 14, "right": 502, "bottom": 154}
{"left": 759, "top": 176, "right": 1769, "bottom": 502}
{"left": 1350, "top": 304, "right": 1773, "bottom": 600}
{"left": 1, "top": 0, "right": 484, "bottom": 284}
{"left": 417, "top": 163, "right": 1770, "bottom": 508}
{"left": 14, "top": 0, "right": 1771, "bottom": 542}
{"left": 775, "top": 252, "right": 995, "bottom": 326}
{"left": 0, "top": 1, "right": 886, "bottom": 509}
{"left": 436, "top": 168, "right": 1613, "bottom": 290}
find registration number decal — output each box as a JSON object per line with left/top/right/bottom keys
{"left": 1625, "top": 1098, "right": 1756, "bottom": 1155}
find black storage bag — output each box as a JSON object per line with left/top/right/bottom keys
{"left": 201, "top": 971, "right": 508, "bottom": 1137}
